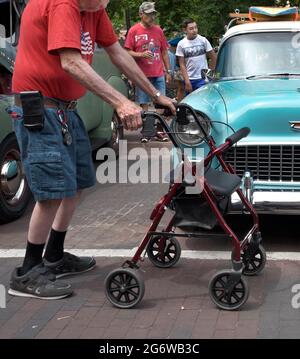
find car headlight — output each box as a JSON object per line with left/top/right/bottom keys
{"left": 173, "top": 112, "right": 211, "bottom": 146}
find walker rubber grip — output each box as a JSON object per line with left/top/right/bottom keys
{"left": 226, "top": 127, "right": 250, "bottom": 145}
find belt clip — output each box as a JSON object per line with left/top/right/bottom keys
{"left": 66, "top": 100, "right": 77, "bottom": 110}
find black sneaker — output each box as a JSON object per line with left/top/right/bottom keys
{"left": 8, "top": 263, "right": 73, "bottom": 300}
{"left": 44, "top": 252, "right": 96, "bottom": 279}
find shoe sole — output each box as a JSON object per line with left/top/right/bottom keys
{"left": 55, "top": 263, "right": 96, "bottom": 279}
{"left": 8, "top": 288, "right": 72, "bottom": 300}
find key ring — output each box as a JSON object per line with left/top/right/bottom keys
{"left": 57, "top": 109, "right": 68, "bottom": 126}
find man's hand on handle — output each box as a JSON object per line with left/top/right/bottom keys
{"left": 116, "top": 100, "right": 143, "bottom": 131}
{"left": 154, "top": 95, "right": 177, "bottom": 115}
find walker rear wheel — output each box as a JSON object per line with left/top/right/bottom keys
{"left": 146, "top": 235, "right": 181, "bottom": 268}
{"left": 242, "top": 244, "right": 266, "bottom": 276}
{"left": 209, "top": 270, "right": 249, "bottom": 311}
{"left": 105, "top": 268, "right": 145, "bottom": 309}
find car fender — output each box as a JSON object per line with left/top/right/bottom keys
{"left": 88, "top": 75, "right": 128, "bottom": 141}
{"left": 0, "top": 98, "right": 13, "bottom": 144}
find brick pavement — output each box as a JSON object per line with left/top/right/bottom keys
{"left": 0, "top": 257, "right": 300, "bottom": 339}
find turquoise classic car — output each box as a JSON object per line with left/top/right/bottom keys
{"left": 0, "top": 0, "right": 128, "bottom": 223}
{"left": 174, "top": 11, "right": 300, "bottom": 214}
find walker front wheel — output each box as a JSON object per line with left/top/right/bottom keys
{"left": 146, "top": 235, "right": 181, "bottom": 268}
{"left": 209, "top": 270, "right": 249, "bottom": 311}
{"left": 105, "top": 268, "right": 145, "bottom": 309}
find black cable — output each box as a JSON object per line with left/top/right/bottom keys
{"left": 210, "top": 121, "right": 236, "bottom": 134}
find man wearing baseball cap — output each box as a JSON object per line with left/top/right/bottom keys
{"left": 125, "top": 2, "right": 172, "bottom": 142}
{"left": 139, "top": 1, "right": 157, "bottom": 13}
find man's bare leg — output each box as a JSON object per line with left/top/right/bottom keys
{"left": 52, "top": 191, "right": 82, "bottom": 232}
{"left": 43, "top": 190, "right": 96, "bottom": 275}
{"left": 17, "top": 199, "right": 62, "bottom": 275}
{"left": 44, "top": 191, "right": 82, "bottom": 262}
{"left": 28, "top": 199, "right": 62, "bottom": 244}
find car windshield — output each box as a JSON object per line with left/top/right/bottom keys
{"left": 217, "top": 32, "right": 300, "bottom": 79}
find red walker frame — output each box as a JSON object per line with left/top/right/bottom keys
{"left": 105, "top": 104, "right": 265, "bottom": 311}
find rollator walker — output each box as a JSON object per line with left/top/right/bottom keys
{"left": 105, "top": 103, "right": 266, "bottom": 311}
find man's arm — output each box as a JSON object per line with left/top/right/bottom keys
{"left": 59, "top": 48, "right": 142, "bottom": 130}
{"left": 207, "top": 50, "right": 217, "bottom": 71}
{"left": 105, "top": 42, "right": 176, "bottom": 113}
{"left": 161, "top": 49, "right": 172, "bottom": 84}
{"left": 178, "top": 56, "right": 192, "bottom": 93}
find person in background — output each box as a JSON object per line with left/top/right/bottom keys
{"left": 168, "top": 35, "right": 185, "bottom": 101}
{"left": 176, "top": 18, "right": 216, "bottom": 94}
{"left": 124, "top": 2, "right": 172, "bottom": 143}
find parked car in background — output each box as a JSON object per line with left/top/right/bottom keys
{"left": 174, "top": 6, "right": 300, "bottom": 215}
{"left": 0, "top": 0, "right": 128, "bottom": 224}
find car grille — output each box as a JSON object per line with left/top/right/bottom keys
{"left": 224, "top": 145, "right": 300, "bottom": 182}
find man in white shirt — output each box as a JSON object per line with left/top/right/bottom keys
{"left": 176, "top": 18, "right": 216, "bottom": 93}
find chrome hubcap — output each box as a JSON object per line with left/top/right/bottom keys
{"left": 0, "top": 148, "right": 25, "bottom": 206}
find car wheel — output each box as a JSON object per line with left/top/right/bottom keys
{"left": 107, "top": 112, "right": 123, "bottom": 158}
{"left": 0, "top": 135, "right": 31, "bottom": 224}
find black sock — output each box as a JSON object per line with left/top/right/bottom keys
{"left": 20, "top": 242, "right": 45, "bottom": 276}
{"left": 43, "top": 228, "right": 67, "bottom": 263}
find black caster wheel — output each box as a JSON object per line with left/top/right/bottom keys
{"left": 242, "top": 244, "right": 267, "bottom": 276}
{"left": 146, "top": 235, "right": 181, "bottom": 268}
{"left": 209, "top": 270, "right": 249, "bottom": 311}
{"left": 105, "top": 268, "right": 145, "bottom": 309}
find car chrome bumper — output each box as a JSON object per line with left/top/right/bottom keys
{"left": 230, "top": 191, "right": 300, "bottom": 214}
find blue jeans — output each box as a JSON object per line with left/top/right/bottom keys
{"left": 12, "top": 106, "right": 95, "bottom": 202}
{"left": 135, "top": 76, "right": 166, "bottom": 104}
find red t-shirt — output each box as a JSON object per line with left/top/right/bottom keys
{"left": 12, "top": 0, "right": 118, "bottom": 100}
{"left": 124, "top": 23, "right": 169, "bottom": 78}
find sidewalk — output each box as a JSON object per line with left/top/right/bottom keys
{"left": 0, "top": 257, "right": 300, "bottom": 339}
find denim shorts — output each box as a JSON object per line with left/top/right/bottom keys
{"left": 190, "top": 78, "right": 206, "bottom": 91}
{"left": 11, "top": 106, "right": 96, "bottom": 202}
{"left": 135, "top": 76, "right": 166, "bottom": 104}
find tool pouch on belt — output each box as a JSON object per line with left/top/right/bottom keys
{"left": 20, "top": 91, "right": 45, "bottom": 131}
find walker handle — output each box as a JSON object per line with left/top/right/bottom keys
{"left": 226, "top": 127, "right": 250, "bottom": 146}
{"left": 154, "top": 104, "right": 175, "bottom": 117}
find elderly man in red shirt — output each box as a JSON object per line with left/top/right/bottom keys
{"left": 9, "top": 0, "right": 175, "bottom": 300}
